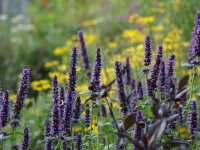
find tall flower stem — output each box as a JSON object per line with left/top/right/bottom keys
{"left": 186, "top": 65, "right": 196, "bottom": 108}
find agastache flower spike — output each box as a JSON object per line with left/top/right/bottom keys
{"left": 77, "top": 30, "right": 91, "bottom": 70}
{"left": 75, "top": 133, "right": 83, "bottom": 150}
{"left": 10, "top": 145, "right": 20, "bottom": 150}
{"left": 52, "top": 75, "right": 59, "bottom": 105}
{"left": 143, "top": 35, "right": 152, "bottom": 66}
{"left": 85, "top": 103, "right": 91, "bottom": 128}
{"left": 133, "top": 110, "right": 143, "bottom": 140}
{"left": 0, "top": 81, "right": 2, "bottom": 107}
{"left": 73, "top": 97, "right": 82, "bottom": 123}
{"left": 21, "top": 126, "right": 30, "bottom": 150}
{"left": 193, "top": 27, "right": 200, "bottom": 57}
{"left": 188, "top": 101, "right": 198, "bottom": 134}
{"left": 0, "top": 90, "right": 10, "bottom": 128}
{"left": 114, "top": 61, "right": 128, "bottom": 115}
{"left": 11, "top": 69, "right": 30, "bottom": 126}
{"left": 131, "top": 78, "right": 136, "bottom": 92}
{"left": 89, "top": 48, "right": 102, "bottom": 93}
{"left": 137, "top": 81, "right": 144, "bottom": 100}
{"left": 146, "top": 78, "right": 154, "bottom": 97}
{"left": 63, "top": 89, "right": 73, "bottom": 136}
{"left": 177, "top": 105, "right": 183, "bottom": 123}
{"left": 59, "top": 86, "right": 65, "bottom": 123}
{"left": 159, "top": 60, "right": 166, "bottom": 92}
{"left": 51, "top": 102, "right": 60, "bottom": 137}
{"left": 150, "top": 45, "right": 163, "bottom": 89}
{"left": 125, "top": 57, "right": 131, "bottom": 85}
{"left": 67, "top": 47, "right": 78, "bottom": 95}
{"left": 44, "top": 140, "right": 53, "bottom": 150}
{"left": 44, "top": 120, "right": 51, "bottom": 138}
{"left": 101, "top": 104, "right": 107, "bottom": 117}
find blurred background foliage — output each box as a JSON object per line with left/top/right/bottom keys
{"left": 0, "top": 0, "right": 199, "bottom": 92}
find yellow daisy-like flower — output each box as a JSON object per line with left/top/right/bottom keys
{"left": 108, "top": 42, "right": 117, "bottom": 49}
{"left": 57, "top": 65, "right": 67, "bottom": 72}
{"left": 44, "top": 60, "right": 59, "bottom": 68}
{"left": 82, "top": 20, "right": 98, "bottom": 27}
{"left": 54, "top": 46, "right": 68, "bottom": 56}
{"left": 136, "top": 16, "right": 154, "bottom": 25}
{"left": 128, "top": 13, "right": 139, "bottom": 23}
{"left": 48, "top": 72, "right": 67, "bottom": 84}
{"left": 31, "top": 79, "right": 51, "bottom": 91}
{"left": 151, "top": 25, "right": 164, "bottom": 32}
{"left": 179, "top": 128, "right": 190, "bottom": 139}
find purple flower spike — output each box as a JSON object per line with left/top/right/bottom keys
{"left": 75, "top": 133, "right": 83, "bottom": 150}
{"left": 21, "top": 126, "right": 30, "bottom": 150}
{"left": 59, "top": 86, "right": 65, "bottom": 123}
{"left": 114, "top": 61, "right": 128, "bottom": 115}
{"left": 146, "top": 78, "right": 154, "bottom": 97}
{"left": 73, "top": 97, "right": 82, "bottom": 123}
{"left": 177, "top": 105, "right": 183, "bottom": 123}
{"left": 52, "top": 75, "right": 59, "bottom": 105}
{"left": 143, "top": 35, "right": 152, "bottom": 66}
{"left": 137, "top": 81, "right": 144, "bottom": 100}
{"left": 134, "top": 110, "right": 143, "bottom": 140}
{"left": 85, "top": 103, "right": 91, "bottom": 128}
{"left": 11, "top": 69, "right": 30, "bottom": 126}
{"left": 101, "top": 104, "right": 107, "bottom": 117}
{"left": 131, "top": 78, "right": 136, "bottom": 92}
{"left": 11, "top": 145, "right": 20, "bottom": 150}
{"left": 159, "top": 60, "right": 166, "bottom": 92}
{"left": 63, "top": 89, "right": 73, "bottom": 136}
{"left": 78, "top": 31, "right": 91, "bottom": 70}
{"left": 193, "top": 27, "right": 200, "bottom": 57}
{"left": 150, "top": 45, "right": 163, "bottom": 89}
{"left": 67, "top": 47, "right": 78, "bottom": 95}
{"left": 188, "top": 101, "right": 198, "bottom": 134}
{"left": 89, "top": 48, "right": 102, "bottom": 93}
{"left": 51, "top": 103, "right": 60, "bottom": 137}
{"left": 44, "top": 120, "right": 51, "bottom": 138}
{"left": 44, "top": 140, "right": 53, "bottom": 150}
{"left": 62, "top": 141, "right": 69, "bottom": 150}
{"left": 125, "top": 57, "right": 131, "bottom": 85}
{"left": 166, "top": 53, "right": 176, "bottom": 90}
{"left": 0, "top": 90, "right": 10, "bottom": 128}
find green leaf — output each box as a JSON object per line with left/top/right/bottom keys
{"left": 104, "top": 144, "right": 113, "bottom": 150}
{"left": 78, "top": 90, "right": 91, "bottom": 95}
{"left": 102, "top": 123, "right": 113, "bottom": 133}
{"left": 64, "top": 136, "right": 76, "bottom": 141}
{"left": 0, "top": 134, "right": 11, "bottom": 140}
{"left": 181, "top": 63, "right": 193, "bottom": 67}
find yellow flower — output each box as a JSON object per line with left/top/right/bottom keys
{"left": 122, "top": 29, "right": 145, "bottom": 44}
{"left": 108, "top": 42, "right": 117, "bottom": 48}
{"left": 44, "top": 60, "right": 59, "bottom": 68}
{"left": 82, "top": 19, "right": 99, "bottom": 27}
{"left": 85, "top": 116, "right": 98, "bottom": 133}
{"left": 10, "top": 94, "right": 16, "bottom": 102}
{"left": 72, "top": 126, "right": 83, "bottom": 132}
{"left": 84, "top": 33, "right": 98, "bottom": 45}
{"left": 25, "top": 98, "right": 32, "bottom": 105}
{"left": 179, "top": 127, "right": 190, "bottom": 139}
{"left": 54, "top": 46, "right": 68, "bottom": 56}
{"left": 128, "top": 13, "right": 139, "bottom": 23}
{"left": 57, "top": 65, "right": 67, "bottom": 72}
{"left": 136, "top": 16, "right": 154, "bottom": 25}
{"left": 31, "top": 79, "right": 51, "bottom": 91}
{"left": 151, "top": 25, "right": 164, "bottom": 32}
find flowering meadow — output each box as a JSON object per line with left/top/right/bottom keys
{"left": 1, "top": 0, "right": 200, "bottom": 150}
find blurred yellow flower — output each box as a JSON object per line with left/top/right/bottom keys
{"left": 108, "top": 42, "right": 117, "bottom": 48}
{"left": 31, "top": 79, "right": 51, "bottom": 91}
{"left": 54, "top": 46, "right": 68, "bottom": 56}
{"left": 82, "top": 20, "right": 99, "bottom": 27}
{"left": 179, "top": 127, "right": 190, "bottom": 139}
{"left": 73, "top": 126, "right": 83, "bottom": 132}
{"left": 122, "top": 29, "right": 145, "bottom": 44}
{"left": 48, "top": 72, "right": 67, "bottom": 84}
{"left": 44, "top": 60, "right": 59, "bottom": 68}
{"left": 57, "top": 65, "right": 67, "bottom": 71}
{"left": 85, "top": 116, "right": 98, "bottom": 133}
{"left": 10, "top": 94, "right": 16, "bottom": 102}
{"left": 128, "top": 13, "right": 139, "bottom": 23}
{"left": 84, "top": 33, "right": 98, "bottom": 45}
{"left": 151, "top": 25, "right": 164, "bottom": 32}
{"left": 136, "top": 16, "right": 154, "bottom": 25}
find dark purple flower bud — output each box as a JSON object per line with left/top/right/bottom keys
{"left": 44, "top": 120, "right": 51, "bottom": 138}
{"left": 77, "top": 31, "right": 91, "bottom": 70}
{"left": 52, "top": 75, "right": 59, "bottom": 105}
{"left": 131, "top": 78, "right": 136, "bottom": 92}
{"left": 73, "top": 97, "right": 82, "bottom": 123}
{"left": 101, "top": 104, "right": 107, "bottom": 117}
{"left": 75, "top": 133, "right": 82, "bottom": 150}
{"left": 146, "top": 78, "right": 154, "bottom": 97}
{"left": 62, "top": 89, "right": 73, "bottom": 136}
{"left": 166, "top": 53, "right": 176, "bottom": 90}
{"left": 150, "top": 46, "right": 163, "bottom": 89}
{"left": 89, "top": 48, "right": 102, "bottom": 93}
{"left": 11, "top": 69, "right": 30, "bottom": 124}
{"left": 59, "top": 87, "right": 65, "bottom": 123}
{"left": 85, "top": 103, "right": 91, "bottom": 128}
{"left": 21, "top": 126, "right": 30, "bottom": 150}
{"left": 0, "top": 90, "right": 10, "bottom": 128}
{"left": 188, "top": 101, "right": 198, "bottom": 134}
{"left": 62, "top": 141, "right": 67, "bottom": 150}
{"left": 188, "top": 39, "right": 195, "bottom": 64}
{"left": 190, "top": 60, "right": 200, "bottom": 65}
{"left": 51, "top": 102, "right": 60, "bottom": 137}
{"left": 142, "top": 68, "right": 150, "bottom": 73}
{"left": 67, "top": 47, "right": 78, "bottom": 95}
{"left": 11, "top": 145, "right": 20, "bottom": 150}
{"left": 102, "top": 137, "right": 106, "bottom": 146}
{"left": 177, "top": 105, "right": 183, "bottom": 123}
{"left": 114, "top": 61, "right": 128, "bottom": 115}
{"left": 193, "top": 27, "right": 200, "bottom": 57}
{"left": 137, "top": 81, "right": 143, "bottom": 100}
{"left": 125, "top": 57, "right": 131, "bottom": 85}
{"left": 143, "top": 35, "right": 152, "bottom": 66}
{"left": 133, "top": 110, "right": 143, "bottom": 140}
{"left": 44, "top": 140, "right": 53, "bottom": 150}
{"left": 159, "top": 60, "right": 166, "bottom": 92}
{"left": 0, "top": 81, "right": 2, "bottom": 106}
